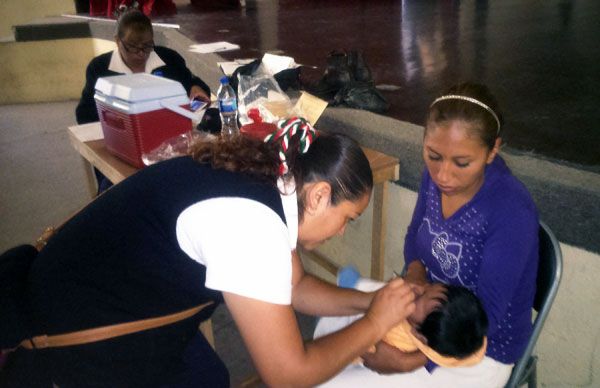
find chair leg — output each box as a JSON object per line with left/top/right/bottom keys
{"left": 528, "top": 363, "right": 537, "bottom": 388}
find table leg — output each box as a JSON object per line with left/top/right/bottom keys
{"left": 80, "top": 156, "right": 98, "bottom": 198}
{"left": 370, "top": 180, "right": 389, "bottom": 280}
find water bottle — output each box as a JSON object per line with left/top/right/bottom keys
{"left": 217, "top": 76, "right": 239, "bottom": 135}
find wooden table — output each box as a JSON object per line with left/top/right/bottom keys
{"left": 68, "top": 122, "right": 400, "bottom": 281}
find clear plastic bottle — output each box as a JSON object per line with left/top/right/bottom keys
{"left": 217, "top": 76, "right": 240, "bottom": 136}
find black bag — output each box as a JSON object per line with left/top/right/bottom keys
{"left": 196, "top": 107, "right": 222, "bottom": 134}
{"left": 0, "top": 245, "right": 37, "bottom": 350}
{"left": 334, "top": 81, "right": 390, "bottom": 113}
{"left": 309, "top": 50, "right": 389, "bottom": 113}
{"left": 228, "top": 59, "right": 301, "bottom": 97}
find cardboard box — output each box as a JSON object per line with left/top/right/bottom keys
{"left": 94, "top": 73, "right": 193, "bottom": 168}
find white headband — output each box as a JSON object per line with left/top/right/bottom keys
{"left": 430, "top": 95, "right": 501, "bottom": 135}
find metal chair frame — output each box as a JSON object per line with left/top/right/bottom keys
{"left": 505, "top": 220, "right": 563, "bottom": 388}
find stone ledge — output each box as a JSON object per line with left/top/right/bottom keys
{"left": 13, "top": 17, "right": 91, "bottom": 41}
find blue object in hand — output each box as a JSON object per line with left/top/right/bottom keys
{"left": 337, "top": 266, "right": 361, "bottom": 289}
{"left": 190, "top": 99, "right": 207, "bottom": 112}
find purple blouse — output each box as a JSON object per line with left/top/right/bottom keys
{"left": 404, "top": 156, "right": 539, "bottom": 364}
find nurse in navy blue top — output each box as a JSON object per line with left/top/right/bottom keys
{"left": 359, "top": 83, "right": 539, "bottom": 388}
{"left": 15, "top": 119, "right": 418, "bottom": 387}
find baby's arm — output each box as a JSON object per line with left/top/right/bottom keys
{"left": 362, "top": 341, "right": 427, "bottom": 373}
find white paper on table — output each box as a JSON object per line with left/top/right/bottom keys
{"left": 217, "top": 58, "right": 257, "bottom": 76}
{"left": 261, "top": 53, "right": 300, "bottom": 74}
{"left": 189, "top": 41, "right": 240, "bottom": 54}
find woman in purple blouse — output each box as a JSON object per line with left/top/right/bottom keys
{"left": 361, "top": 83, "right": 539, "bottom": 387}
{"left": 318, "top": 83, "right": 539, "bottom": 388}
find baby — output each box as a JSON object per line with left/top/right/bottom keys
{"left": 381, "top": 284, "right": 488, "bottom": 367}
{"left": 314, "top": 268, "right": 488, "bottom": 367}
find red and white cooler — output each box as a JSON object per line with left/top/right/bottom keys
{"left": 94, "top": 73, "right": 195, "bottom": 168}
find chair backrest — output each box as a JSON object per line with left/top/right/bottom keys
{"left": 505, "top": 220, "right": 563, "bottom": 387}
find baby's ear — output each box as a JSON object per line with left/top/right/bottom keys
{"left": 411, "top": 327, "right": 428, "bottom": 345}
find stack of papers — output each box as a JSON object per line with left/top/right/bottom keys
{"left": 189, "top": 41, "right": 240, "bottom": 54}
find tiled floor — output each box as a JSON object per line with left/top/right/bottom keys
{"left": 157, "top": 0, "right": 600, "bottom": 171}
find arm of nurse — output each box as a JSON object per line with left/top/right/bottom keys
{"left": 290, "top": 250, "right": 374, "bottom": 316}
{"left": 224, "top": 254, "right": 416, "bottom": 386}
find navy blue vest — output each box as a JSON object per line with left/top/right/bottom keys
{"left": 28, "top": 156, "right": 286, "bottom": 385}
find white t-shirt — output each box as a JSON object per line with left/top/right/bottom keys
{"left": 176, "top": 188, "right": 297, "bottom": 305}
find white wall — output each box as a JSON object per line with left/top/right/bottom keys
{"left": 0, "top": 38, "right": 115, "bottom": 104}
{"left": 1, "top": 0, "right": 75, "bottom": 37}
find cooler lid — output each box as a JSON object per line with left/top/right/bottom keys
{"left": 94, "top": 73, "right": 187, "bottom": 103}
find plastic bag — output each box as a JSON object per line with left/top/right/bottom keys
{"left": 334, "top": 81, "right": 389, "bottom": 113}
{"left": 309, "top": 50, "right": 389, "bottom": 113}
{"left": 141, "top": 131, "right": 215, "bottom": 166}
{"left": 237, "top": 73, "right": 293, "bottom": 126}
{"left": 229, "top": 58, "right": 301, "bottom": 98}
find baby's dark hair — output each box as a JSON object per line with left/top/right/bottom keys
{"left": 417, "top": 285, "right": 488, "bottom": 359}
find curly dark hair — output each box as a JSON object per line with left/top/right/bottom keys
{"left": 190, "top": 134, "right": 280, "bottom": 185}
{"left": 190, "top": 132, "right": 373, "bottom": 221}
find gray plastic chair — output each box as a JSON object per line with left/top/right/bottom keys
{"left": 505, "top": 220, "right": 563, "bottom": 388}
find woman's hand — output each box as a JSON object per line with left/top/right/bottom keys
{"left": 403, "top": 261, "right": 429, "bottom": 288}
{"left": 409, "top": 283, "right": 447, "bottom": 325}
{"left": 189, "top": 85, "right": 211, "bottom": 103}
{"left": 364, "top": 278, "right": 416, "bottom": 337}
{"left": 361, "top": 341, "right": 427, "bottom": 374}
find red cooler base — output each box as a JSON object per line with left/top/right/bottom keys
{"left": 97, "top": 102, "right": 192, "bottom": 168}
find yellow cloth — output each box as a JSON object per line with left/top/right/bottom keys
{"left": 383, "top": 320, "right": 487, "bottom": 368}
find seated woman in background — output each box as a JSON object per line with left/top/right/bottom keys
{"left": 318, "top": 83, "right": 539, "bottom": 388}
{"left": 75, "top": 9, "right": 211, "bottom": 192}
{"left": 76, "top": 9, "right": 210, "bottom": 124}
